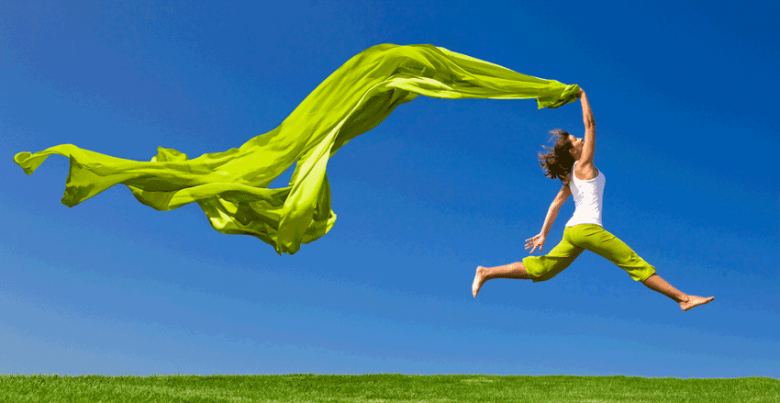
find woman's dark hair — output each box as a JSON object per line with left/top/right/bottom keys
{"left": 538, "top": 129, "right": 575, "bottom": 186}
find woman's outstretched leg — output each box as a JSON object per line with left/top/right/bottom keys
{"left": 472, "top": 262, "right": 531, "bottom": 298}
{"left": 572, "top": 225, "right": 715, "bottom": 311}
{"left": 642, "top": 274, "right": 714, "bottom": 311}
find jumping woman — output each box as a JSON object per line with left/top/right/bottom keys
{"left": 471, "top": 89, "right": 715, "bottom": 311}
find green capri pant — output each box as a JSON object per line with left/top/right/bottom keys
{"left": 522, "top": 224, "right": 656, "bottom": 283}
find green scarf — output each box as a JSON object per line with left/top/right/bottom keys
{"left": 14, "top": 44, "right": 579, "bottom": 255}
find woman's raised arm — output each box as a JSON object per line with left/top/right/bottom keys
{"left": 578, "top": 89, "right": 596, "bottom": 166}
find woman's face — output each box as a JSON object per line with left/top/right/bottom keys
{"left": 568, "top": 134, "right": 584, "bottom": 158}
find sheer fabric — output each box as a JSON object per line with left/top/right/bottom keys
{"left": 15, "top": 44, "right": 580, "bottom": 255}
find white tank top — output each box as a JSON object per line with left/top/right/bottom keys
{"left": 565, "top": 161, "right": 606, "bottom": 227}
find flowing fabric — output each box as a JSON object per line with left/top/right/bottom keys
{"left": 14, "top": 43, "right": 580, "bottom": 255}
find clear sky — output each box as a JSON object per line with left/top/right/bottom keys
{"left": 1, "top": 0, "right": 778, "bottom": 377}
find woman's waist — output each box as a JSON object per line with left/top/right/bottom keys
{"left": 566, "top": 210, "right": 603, "bottom": 227}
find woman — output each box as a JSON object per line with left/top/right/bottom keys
{"left": 471, "top": 89, "right": 714, "bottom": 311}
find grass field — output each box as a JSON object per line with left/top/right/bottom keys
{"left": 1, "top": 374, "right": 778, "bottom": 402}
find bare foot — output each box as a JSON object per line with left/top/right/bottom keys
{"left": 472, "top": 266, "right": 486, "bottom": 298}
{"left": 679, "top": 295, "right": 715, "bottom": 311}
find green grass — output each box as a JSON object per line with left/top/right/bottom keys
{"left": 1, "top": 374, "right": 777, "bottom": 402}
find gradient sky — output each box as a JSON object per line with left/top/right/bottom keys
{"left": 1, "top": 0, "right": 778, "bottom": 377}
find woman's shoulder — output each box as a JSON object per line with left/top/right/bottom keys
{"left": 573, "top": 161, "right": 599, "bottom": 181}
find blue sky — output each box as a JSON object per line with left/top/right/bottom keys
{"left": 1, "top": 0, "right": 778, "bottom": 377}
